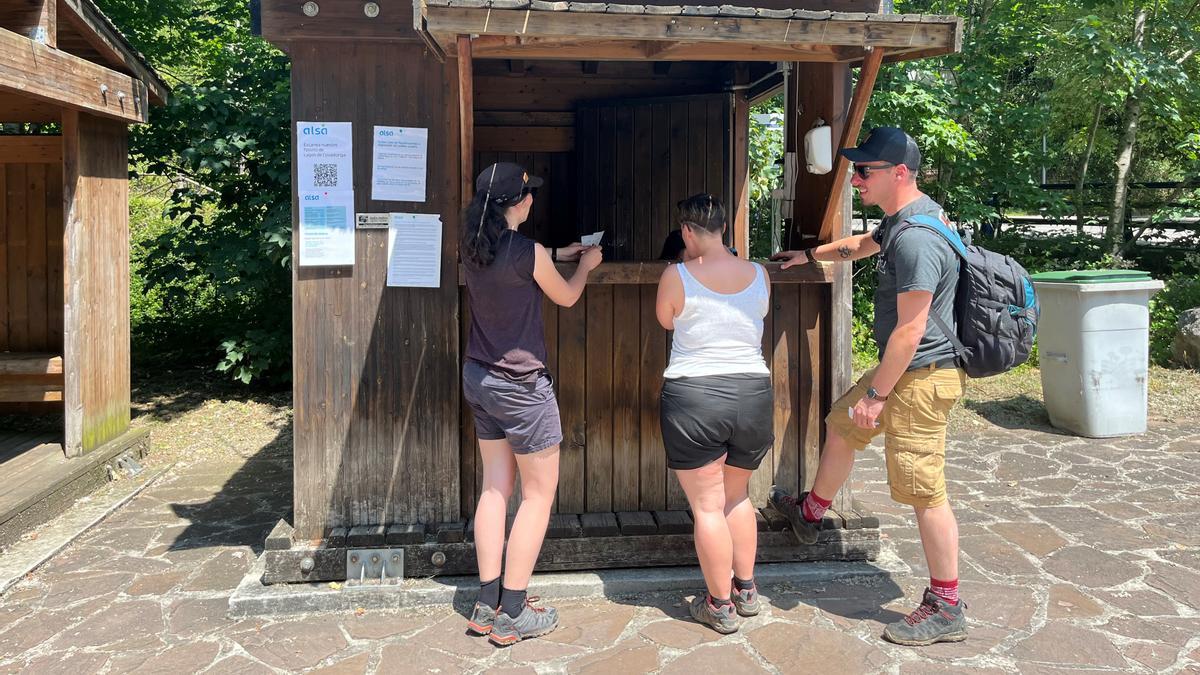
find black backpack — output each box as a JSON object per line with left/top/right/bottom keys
{"left": 891, "top": 215, "right": 1039, "bottom": 378}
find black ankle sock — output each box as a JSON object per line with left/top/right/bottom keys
{"left": 733, "top": 576, "right": 755, "bottom": 591}
{"left": 709, "top": 594, "right": 733, "bottom": 608}
{"left": 499, "top": 587, "right": 527, "bottom": 617}
{"left": 479, "top": 577, "right": 501, "bottom": 609}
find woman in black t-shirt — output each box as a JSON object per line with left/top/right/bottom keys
{"left": 459, "top": 162, "right": 602, "bottom": 646}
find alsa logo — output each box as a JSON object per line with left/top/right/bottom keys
{"left": 303, "top": 194, "right": 324, "bottom": 201}
{"left": 301, "top": 126, "right": 329, "bottom": 136}
{"left": 378, "top": 129, "right": 396, "bottom": 137}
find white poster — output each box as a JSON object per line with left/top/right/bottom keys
{"left": 298, "top": 191, "right": 355, "bottom": 266}
{"left": 372, "top": 126, "right": 428, "bottom": 202}
{"left": 297, "top": 121, "right": 353, "bottom": 192}
{"left": 387, "top": 213, "right": 442, "bottom": 287}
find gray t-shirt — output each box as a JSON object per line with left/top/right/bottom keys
{"left": 870, "top": 195, "right": 959, "bottom": 369}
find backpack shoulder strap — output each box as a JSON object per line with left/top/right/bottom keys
{"left": 888, "top": 214, "right": 969, "bottom": 362}
{"left": 895, "top": 214, "right": 969, "bottom": 260}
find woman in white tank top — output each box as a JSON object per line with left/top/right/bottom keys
{"left": 655, "top": 194, "right": 774, "bottom": 634}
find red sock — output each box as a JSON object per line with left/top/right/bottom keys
{"left": 930, "top": 578, "right": 959, "bottom": 605}
{"left": 801, "top": 492, "right": 832, "bottom": 523}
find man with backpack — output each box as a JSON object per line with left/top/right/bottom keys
{"left": 770, "top": 127, "right": 976, "bottom": 646}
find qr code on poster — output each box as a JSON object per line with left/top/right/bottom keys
{"left": 313, "top": 163, "right": 338, "bottom": 188}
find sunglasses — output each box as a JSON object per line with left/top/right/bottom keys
{"left": 853, "top": 163, "right": 896, "bottom": 180}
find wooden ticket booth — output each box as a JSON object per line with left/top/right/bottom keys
{"left": 0, "top": 0, "right": 166, "bottom": 546}
{"left": 253, "top": 0, "right": 961, "bottom": 582}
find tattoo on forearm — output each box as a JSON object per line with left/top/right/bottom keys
{"left": 837, "top": 245, "right": 852, "bottom": 259}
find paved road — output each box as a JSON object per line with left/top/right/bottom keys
{"left": 2, "top": 422, "right": 1199, "bottom": 674}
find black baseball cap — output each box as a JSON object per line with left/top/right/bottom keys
{"left": 475, "top": 162, "right": 543, "bottom": 206}
{"left": 839, "top": 127, "right": 921, "bottom": 171}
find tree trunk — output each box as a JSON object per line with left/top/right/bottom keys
{"left": 1107, "top": 7, "right": 1148, "bottom": 257}
{"left": 1076, "top": 103, "right": 1103, "bottom": 235}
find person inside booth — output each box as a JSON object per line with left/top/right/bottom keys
{"left": 655, "top": 193, "right": 774, "bottom": 634}
{"left": 458, "top": 162, "right": 601, "bottom": 646}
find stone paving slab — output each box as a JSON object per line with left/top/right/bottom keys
{"left": 1, "top": 422, "right": 1199, "bottom": 673}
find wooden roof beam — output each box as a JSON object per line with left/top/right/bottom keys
{"left": 0, "top": 26, "right": 148, "bottom": 123}
{"left": 817, "top": 46, "right": 883, "bottom": 242}
{"left": 56, "top": 0, "right": 168, "bottom": 104}
{"left": 424, "top": 7, "right": 960, "bottom": 54}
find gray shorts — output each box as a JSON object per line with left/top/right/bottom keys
{"left": 462, "top": 359, "right": 563, "bottom": 454}
{"left": 660, "top": 374, "right": 774, "bottom": 470}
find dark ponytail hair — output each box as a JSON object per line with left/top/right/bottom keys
{"left": 461, "top": 190, "right": 511, "bottom": 268}
{"left": 677, "top": 193, "right": 726, "bottom": 235}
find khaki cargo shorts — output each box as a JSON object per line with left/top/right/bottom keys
{"left": 826, "top": 365, "right": 966, "bottom": 508}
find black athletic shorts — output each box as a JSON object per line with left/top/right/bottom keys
{"left": 659, "top": 374, "right": 774, "bottom": 470}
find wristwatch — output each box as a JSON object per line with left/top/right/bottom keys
{"left": 802, "top": 247, "right": 816, "bottom": 263}
{"left": 866, "top": 386, "right": 888, "bottom": 401}
{"left": 551, "top": 247, "right": 558, "bottom": 262}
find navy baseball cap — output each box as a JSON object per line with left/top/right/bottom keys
{"left": 839, "top": 127, "right": 921, "bottom": 171}
{"left": 475, "top": 162, "right": 543, "bottom": 206}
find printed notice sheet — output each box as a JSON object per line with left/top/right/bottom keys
{"left": 372, "top": 126, "right": 429, "bottom": 202}
{"left": 581, "top": 230, "right": 605, "bottom": 247}
{"left": 298, "top": 191, "right": 355, "bottom": 266}
{"left": 297, "top": 122, "right": 353, "bottom": 192}
{"left": 387, "top": 213, "right": 442, "bottom": 287}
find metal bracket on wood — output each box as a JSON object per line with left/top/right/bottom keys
{"left": 346, "top": 548, "right": 404, "bottom": 584}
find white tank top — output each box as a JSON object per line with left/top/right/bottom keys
{"left": 663, "top": 261, "right": 771, "bottom": 379}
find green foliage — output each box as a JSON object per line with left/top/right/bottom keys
{"left": 748, "top": 95, "right": 785, "bottom": 259}
{"left": 98, "top": 1, "right": 292, "bottom": 385}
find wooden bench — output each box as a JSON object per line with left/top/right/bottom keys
{"left": 0, "top": 353, "right": 64, "bottom": 403}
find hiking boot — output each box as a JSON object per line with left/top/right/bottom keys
{"left": 689, "top": 593, "right": 740, "bottom": 634}
{"left": 768, "top": 485, "right": 821, "bottom": 545}
{"left": 882, "top": 588, "right": 968, "bottom": 646}
{"left": 466, "top": 602, "right": 496, "bottom": 635}
{"left": 488, "top": 597, "right": 559, "bottom": 646}
{"left": 731, "top": 582, "right": 761, "bottom": 617}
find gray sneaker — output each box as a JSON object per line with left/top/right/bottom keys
{"left": 489, "top": 597, "right": 559, "bottom": 646}
{"left": 466, "top": 602, "right": 496, "bottom": 635}
{"left": 768, "top": 485, "right": 821, "bottom": 545}
{"left": 882, "top": 589, "right": 968, "bottom": 646}
{"left": 689, "top": 594, "right": 740, "bottom": 634}
{"left": 731, "top": 583, "right": 761, "bottom": 617}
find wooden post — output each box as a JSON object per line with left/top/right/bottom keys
{"left": 731, "top": 64, "right": 750, "bottom": 257}
{"left": 457, "top": 36, "right": 473, "bottom": 203}
{"left": 60, "top": 109, "right": 132, "bottom": 457}
{"left": 817, "top": 47, "right": 884, "bottom": 243}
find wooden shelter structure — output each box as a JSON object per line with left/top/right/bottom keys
{"left": 253, "top": 0, "right": 960, "bottom": 582}
{"left": 0, "top": 0, "right": 166, "bottom": 546}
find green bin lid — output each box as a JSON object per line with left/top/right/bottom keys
{"left": 1030, "top": 269, "right": 1152, "bottom": 284}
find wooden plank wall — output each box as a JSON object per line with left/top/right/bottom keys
{"left": 289, "top": 43, "right": 461, "bottom": 540}
{"left": 460, "top": 280, "right": 819, "bottom": 513}
{"left": 575, "top": 95, "right": 730, "bottom": 262}
{"left": 1, "top": 143, "right": 64, "bottom": 355}
{"left": 469, "top": 60, "right": 730, "bottom": 254}
{"left": 61, "top": 111, "right": 130, "bottom": 456}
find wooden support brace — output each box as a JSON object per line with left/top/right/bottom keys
{"left": 456, "top": 36, "right": 474, "bottom": 205}
{"left": 816, "top": 46, "right": 884, "bottom": 243}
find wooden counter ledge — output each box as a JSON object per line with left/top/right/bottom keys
{"left": 458, "top": 260, "right": 834, "bottom": 286}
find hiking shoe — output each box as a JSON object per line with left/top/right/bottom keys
{"left": 466, "top": 602, "right": 496, "bottom": 635}
{"left": 488, "top": 597, "right": 559, "bottom": 646}
{"left": 689, "top": 594, "right": 740, "bottom": 634}
{"left": 768, "top": 485, "right": 821, "bottom": 545}
{"left": 882, "top": 588, "right": 968, "bottom": 646}
{"left": 731, "top": 583, "right": 761, "bottom": 617}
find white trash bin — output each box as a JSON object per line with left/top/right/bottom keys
{"left": 1031, "top": 270, "right": 1164, "bottom": 437}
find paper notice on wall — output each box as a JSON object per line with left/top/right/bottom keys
{"left": 297, "top": 122, "right": 353, "bottom": 192}
{"left": 372, "top": 126, "right": 429, "bottom": 202}
{"left": 298, "top": 191, "right": 355, "bottom": 266}
{"left": 387, "top": 213, "right": 442, "bottom": 287}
